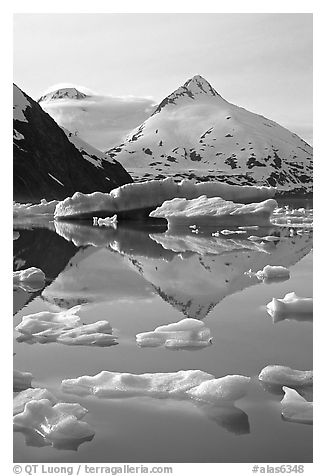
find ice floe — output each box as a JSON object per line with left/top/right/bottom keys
{"left": 266, "top": 292, "right": 313, "bottom": 322}
{"left": 14, "top": 388, "right": 58, "bottom": 416}
{"left": 62, "top": 369, "right": 250, "bottom": 404}
{"left": 280, "top": 387, "right": 313, "bottom": 424}
{"left": 13, "top": 267, "right": 46, "bottom": 290}
{"left": 15, "top": 305, "right": 117, "bottom": 347}
{"left": 136, "top": 318, "right": 212, "bottom": 350}
{"left": 54, "top": 177, "right": 275, "bottom": 219}
{"left": 94, "top": 214, "right": 118, "bottom": 228}
{"left": 258, "top": 365, "right": 312, "bottom": 388}
{"left": 13, "top": 199, "right": 59, "bottom": 217}
{"left": 13, "top": 369, "right": 33, "bottom": 391}
{"left": 255, "top": 265, "right": 290, "bottom": 283}
{"left": 150, "top": 196, "right": 277, "bottom": 230}
{"left": 13, "top": 267, "right": 45, "bottom": 283}
{"left": 13, "top": 399, "right": 95, "bottom": 449}
{"left": 13, "top": 231, "right": 20, "bottom": 240}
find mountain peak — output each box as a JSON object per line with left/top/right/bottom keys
{"left": 38, "top": 87, "right": 89, "bottom": 103}
{"left": 183, "top": 75, "right": 220, "bottom": 97}
{"left": 152, "top": 75, "right": 222, "bottom": 115}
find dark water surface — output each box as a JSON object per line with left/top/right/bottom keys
{"left": 13, "top": 207, "right": 313, "bottom": 463}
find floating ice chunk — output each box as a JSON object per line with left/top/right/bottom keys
{"left": 97, "top": 214, "right": 118, "bottom": 228}
{"left": 15, "top": 306, "right": 81, "bottom": 336}
{"left": 13, "top": 399, "right": 95, "bottom": 446}
{"left": 62, "top": 369, "right": 250, "bottom": 405}
{"left": 187, "top": 375, "right": 251, "bottom": 404}
{"left": 281, "top": 387, "right": 313, "bottom": 424}
{"left": 238, "top": 225, "right": 259, "bottom": 230}
{"left": 13, "top": 199, "right": 59, "bottom": 217}
{"left": 13, "top": 267, "right": 45, "bottom": 285}
{"left": 261, "top": 235, "right": 280, "bottom": 242}
{"left": 13, "top": 388, "right": 57, "bottom": 416}
{"left": 255, "top": 265, "right": 290, "bottom": 283}
{"left": 16, "top": 307, "right": 117, "bottom": 347}
{"left": 13, "top": 231, "right": 20, "bottom": 240}
{"left": 136, "top": 318, "right": 212, "bottom": 350}
{"left": 62, "top": 369, "right": 214, "bottom": 399}
{"left": 259, "top": 366, "right": 313, "bottom": 388}
{"left": 248, "top": 235, "right": 261, "bottom": 241}
{"left": 13, "top": 370, "right": 33, "bottom": 391}
{"left": 150, "top": 196, "right": 277, "bottom": 230}
{"left": 55, "top": 177, "right": 275, "bottom": 219}
{"left": 266, "top": 292, "right": 313, "bottom": 321}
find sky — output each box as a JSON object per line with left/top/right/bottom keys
{"left": 13, "top": 13, "right": 313, "bottom": 144}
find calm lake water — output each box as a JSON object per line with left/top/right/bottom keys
{"left": 13, "top": 203, "right": 313, "bottom": 463}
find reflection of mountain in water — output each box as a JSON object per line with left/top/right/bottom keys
{"left": 53, "top": 222, "right": 312, "bottom": 320}
{"left": 13, "top": 223, "right": 79, "bottom": 314}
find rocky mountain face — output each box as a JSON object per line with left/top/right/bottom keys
{"left": 13, "top": 84, "right": 132, "bottom": 203}
{"left": 106, "top": 75, "right": 313, "bottom": 195}
{"left": 38, "top": 87, "right": 89, "bottom": 103}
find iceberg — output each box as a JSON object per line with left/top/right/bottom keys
{"left": 255, "top": 265, "right": 290, "bottom": 283}
{"left": 150, "top": 196, "right": 277, "bottom": 230}
{"left": 187, "top": 375, "right": 251, "bottom": 404}
{"left": 13, "top": 369, "right": 33, "bottom": 392}
{"left": 13, "top": 399, "right": 95, "bottom": 448}
{"left": 13, "top": 267, "right": 45, "bottom": 285}
{"left": 281, "top": 387, "right": 313, "bottom": 425}
{"left": 54, "top": 177, "right": 275, "bottom": 220}
{"left": 258, "top": 365, "right": 312, "bottom": 388}
{"left": 13, "top": 231, "right": 20, "bottom": 240}
{"left": 136, "top": 318, "right": 212, "bottom": 350}
{"left": 61, "top": 369, "right": 250, "bottom": 404}
{"left": 15, "top": 305, "right": 117, "bottom": 347}
{"left": 266, "top": 292, "right": 313, "bottom": 322}
{"left": 14, "top": 388, "right": 58, "bottom": 416}
{"left": 13, "top": 199, "right": 59, "bottom": 218}
{"left": 95, "top": 214, "right": 118, "bottom": 228}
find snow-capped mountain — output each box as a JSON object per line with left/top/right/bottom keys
{"left": 13, "top": 84, "right": 132, "bottom": 202}
{"left": 38, "top": 87, "right": 89, "bottom": 103}
{"left": 38, "top": 86, "right": 156, "bottom": 151}
{"left": 106, "top": 75, "right": 313, "bottom": 194}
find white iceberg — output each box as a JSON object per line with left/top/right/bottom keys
{"left": 281, "top": 387, "right": 313, "bottom": 424}
{"left": 136, "top": 318, "right": 212, "bottom": 349}
{"left": 13, "top": 199, "right": 59, "bottom": 217}
{"left": 255, "top": 265, "right": 290, "bottom": 282}
{"left": 13, "top": 369, "right": 33, "bottom": 391}
{"left": 187, "top": 375, "right": 251, "bottom": 404}
{"left": 15, "top": 306, "right": 117, "bottom": 347}
{"left": 13, "top": 267, "right": 45, "bottom": 285}
{"left": 15, "top": 306, "right": 81, "bottom": 336}
{"left": 266, "top": 292, "right": 313, "bottom": 321}
{"left": 61, "top": 369, "right": 250, "bottom": 404}
{"left": 13, "top": 399, "right": 95, "bottom": 447}
{"left": 54, "top": 177, "right": 275, "bottom": 219}
{"left": 258, "top": 365, "right": 312, "bottom": 387}
{"left": 13, "top": 231, "right": 20, "bottom": 240}
{"left": 95, "top": 214, "right": 118, "bottom": 228}
{"left": 14, "top": 388, "right": 58, "bottom": 416}
{"left": 150, "top": 196, "right": 277, "bottom": 230}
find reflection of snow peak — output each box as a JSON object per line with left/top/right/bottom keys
{"left": 150, "top": 196, "right": 277, "bottom": 229}
{"left": 54, "top": 177, "right": 275, "bottom": 219}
